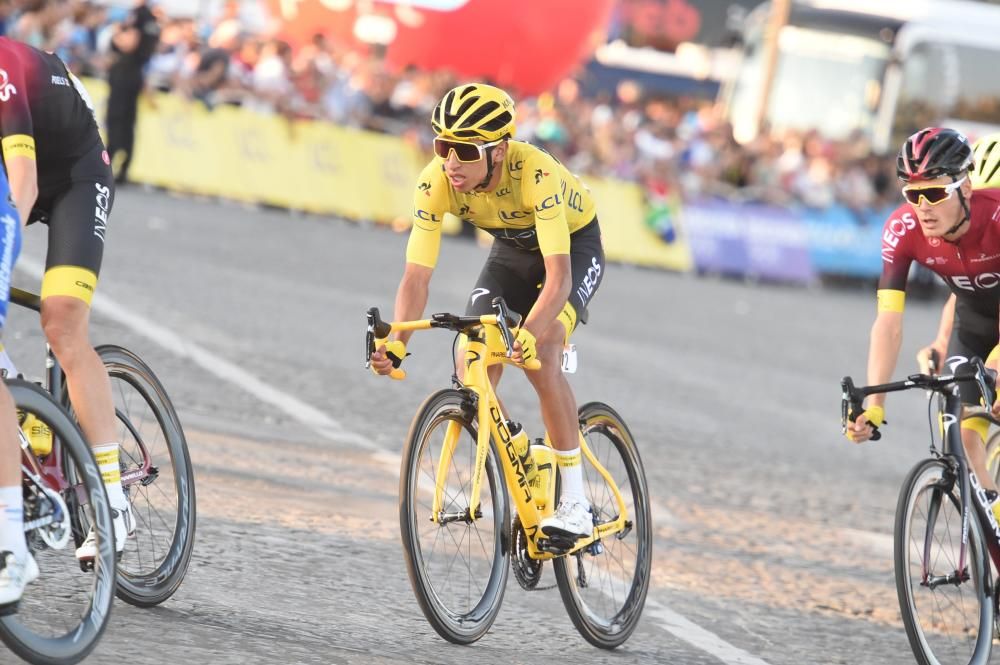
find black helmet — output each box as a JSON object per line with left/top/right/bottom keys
{"left": 897, "top": 127, "right": 973, "bottom": 182}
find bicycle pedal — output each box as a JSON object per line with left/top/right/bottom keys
{"left": 538, "top": 535, "right": 578, "bottom": 555}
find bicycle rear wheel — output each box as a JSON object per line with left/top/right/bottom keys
{"left": 895, "top": 458, "right": 993, "bottom": 665}
{"left": 399, "top": 388, "right": 510, "bottom": 645}
{"left": 553, "top": 402, "right": 651, "bottom": 649}
{"left": 0, "top": 379, "right": 116, "bottom": 665}
{"left": 97, "top": 345, "right": 196, "bottom": 607}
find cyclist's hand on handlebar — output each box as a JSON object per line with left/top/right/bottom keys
{"left": 511, "top": 327, "right": 541, "bottom": 370}
{"left": 916, "top": 341, "right": 947, "bottom": 375}
{"left": 371, "top": 339, "right": 408, "bottom": 380}
{"left": 845, "top": 405, "right": 884, "bottom": 443}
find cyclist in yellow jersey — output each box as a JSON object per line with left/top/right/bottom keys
{"left": 371, "top": 83, "right": 606, "bottom": 539}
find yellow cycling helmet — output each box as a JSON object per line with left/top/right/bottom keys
{"left": 972, "top": 133, "right": 1000, "bottom": 189}
{"left": 431, "top": 83, "right": 516, "bottom": 142}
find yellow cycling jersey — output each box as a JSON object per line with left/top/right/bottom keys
{"left": 406, "top": 141, "right": 597, "bottom": 268}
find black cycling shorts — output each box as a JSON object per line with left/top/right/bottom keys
{"left": 948, "top": 297, "right": 999, "bottom": 405}
{"left": 464, "top": 218, "right": 604, "bottom": 338}
{"left": 29, "top": 141, "right": 114, "bottom": 305}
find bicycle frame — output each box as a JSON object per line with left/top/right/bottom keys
{"left": 843, "top": 366, "right": 1000, "bottom": 587}
{"left": 380, "top": 311, "right": 629, "bottom": 561}
{"left": 933, "top": 389, "right": 986, "bottom": 583}
{"left": 10, "top": 287, "right": 155, "bottom": 495}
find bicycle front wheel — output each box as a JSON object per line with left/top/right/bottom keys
{"left": 97, "top": 345, "right": 196, "bottom": 607}
{"left": 0, "top": 379, "right": 116, "bottom": 665}
{"left": 895, "top": 458, "right": 993, "bottom": 665}
{"left": 399, "top": 388, "right": 510, "bottom": 645}
{"left": 553, "top": 402, "right": 652, "bottom": 649}
{"left": 986, "top": 430, "right": 1000, "bottom": 487}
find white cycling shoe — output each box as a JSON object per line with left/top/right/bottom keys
{"left": 75, "top": 502, "right": 135, "bottom": 561}
{"left": 540, "top": 499, "right": 594, "bottom": 539}
{"left": 0, "top": 551, "right": 39, "bottom": 607}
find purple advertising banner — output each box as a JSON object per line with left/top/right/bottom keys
{"left": 682, "top": 200, "right": 815, "bottom": 283}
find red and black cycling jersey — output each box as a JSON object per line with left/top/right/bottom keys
{"left": 0, "top": 37, "right": 103, "bottom": 192}
{"left": 880, "top": 189, "right": 1000, "bottom": 317}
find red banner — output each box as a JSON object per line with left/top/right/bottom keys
{"left": 269, "top": 0, "right": 616, "bottom": 96}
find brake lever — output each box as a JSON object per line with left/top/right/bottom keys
{"left": 492, "top": 297, "right": 515, "bottom": 358}
{"left": 971, "top": 357, "right": 997, "bottom": 409}
{"left": 365, "top": 308, "right": 377, "bottom": 368}
{"left": 841, "top": 376, "right": 881, "bottom": 441}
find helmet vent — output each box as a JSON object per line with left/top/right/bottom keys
{"left": 461, "top": 101, "right": 500, "bottom": 129}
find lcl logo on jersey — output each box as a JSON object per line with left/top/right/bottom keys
{"left": 0, "top": 69, "right": 17, "bottom": 102}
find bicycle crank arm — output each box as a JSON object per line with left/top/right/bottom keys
{"left": 22, "top": 514, "right": 57, "bottom": 532}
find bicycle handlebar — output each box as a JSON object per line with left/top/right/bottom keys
{"left": 364, "top": 297, "right": 541, "bottom": 374}
{"left": 841, "top": 357, "right": 997, "bottom": 441}
{"left": 10, "top": 287, "right": 40, "bottom": 312}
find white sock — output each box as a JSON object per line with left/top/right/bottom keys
{"left": 555, "top": 447, "right": 587, "bottom": 505}
{"left": 93, "top": 443, "right": 128, "bottom": 511}
{"left": 0, "top": 345, "right": 17, "bottom": 379}
{"left": 0, "top": 485, "right": 26, "bottom": 560}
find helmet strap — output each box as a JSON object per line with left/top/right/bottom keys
{"left": 945, "top": 174, "right": 971, "bottom": 237}
{"left": 474, "top": 145, "right": 500, "bottom": 191}
{"left": 474, "top": 139, "right": 510, "bottom": 190}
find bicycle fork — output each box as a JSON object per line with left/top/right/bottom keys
{"left": 923, "top": 394, "right": 1000, "bottom": 589}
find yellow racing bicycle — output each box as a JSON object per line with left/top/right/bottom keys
{"left": 365, "top": 297, "right": 651, "bottom": 649}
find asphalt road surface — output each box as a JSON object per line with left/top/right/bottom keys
{"left": 0, "top": 187, "right": 958, "bottom": 664}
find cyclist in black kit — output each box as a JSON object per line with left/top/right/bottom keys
{"left": 0, "top": 37, "right": 133, "bottom": 560}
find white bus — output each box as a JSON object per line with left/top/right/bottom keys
{"left": 724, "top": 0, "right": 1000, "bottom": 151}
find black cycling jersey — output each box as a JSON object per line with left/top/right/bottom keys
{"left": 0, "top": 37, "right": 103, "bottom": 192}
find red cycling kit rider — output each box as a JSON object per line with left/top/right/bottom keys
{"left": 849, "top": 127, "right": 1000, "bottom": 514}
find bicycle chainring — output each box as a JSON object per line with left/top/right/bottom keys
{"left": 512, "top": 515, "right": 551, "bottom": 590}
{"left": 25, "top": 483, "right": 71, "bottom": 550}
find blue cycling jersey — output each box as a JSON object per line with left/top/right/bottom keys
{"left": 0, "top": 173, "right": 22, "bottom": 329}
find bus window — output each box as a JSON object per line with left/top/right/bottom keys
{"left": 892, "top": 43, "right": 955, "bottom": 146}
{"left": 894, "top": 41, "right": 1000, "bottom": 146}
{"left": 729, "top": 24, "right": 890, "bottom": 142}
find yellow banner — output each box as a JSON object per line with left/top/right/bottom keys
{"left": 587, "top": 177, "right": 692, "bottom": 272}
{"left": 81, "top": 78, "right": 690, "bottom": 271}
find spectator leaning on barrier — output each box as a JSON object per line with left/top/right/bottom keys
{"left": 105, "top": 0, "right": 159, "bottom": 185}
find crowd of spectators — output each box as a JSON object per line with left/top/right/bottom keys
{"left": 0, "top": 0, "right": 901, "bottom": 216}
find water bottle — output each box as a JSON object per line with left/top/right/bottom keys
{"left": 18, "top": 410, "right": 52, "bottom": 456}
{"left": 529, "top": 438, "right": 556, "bottom": 512}
{"left": 506, "top": 420, "right": 537, "bottom": 494}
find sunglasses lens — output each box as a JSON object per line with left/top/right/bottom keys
{"left": 904, "top": 187, "right": 949, "bottom": 205}
{"left": 433, "top": 139, "right": 481, "bottom": 162}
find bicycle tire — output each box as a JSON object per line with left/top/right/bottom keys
{"left": 95, "top": 345, "right": 196, "bottom": 607}
{"left": 895, "top": 457, "right": 993, "bottom": 665}
{"left": 399, "top": 388, "right": 510, "bottom": 645}
{"left": 985, "top": 430, "right": 1000, "bottom": 487}
{"left": 553, "top": 401, "right": 651, "bottom": 649}
{"left": 0, "top": 379, "right": 116, "bottom": 665}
